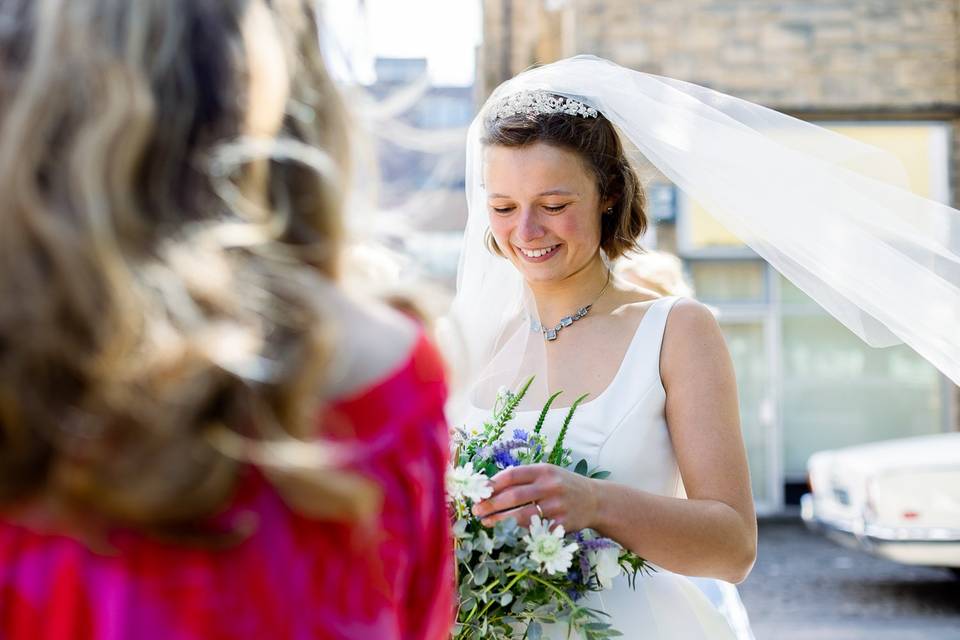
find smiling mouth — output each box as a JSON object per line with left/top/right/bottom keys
{"left": 517, "top": 244, "right": 559, "bottom": 259}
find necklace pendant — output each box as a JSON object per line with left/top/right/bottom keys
{"left": 532, "top": 271, "right": 608, "bottom": 343}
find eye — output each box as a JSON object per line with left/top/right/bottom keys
{"left": 543, "top": 204, "right": 568, "bottom": 213}
{"left": 491, "top": 205, "right": 515, "bottom": 215}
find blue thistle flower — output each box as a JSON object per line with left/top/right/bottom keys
{"left": 512, "top": 428, "right": 530, "bottom": 442}
{"left": 492, "top": 447, "right": 519, "bottom": 468}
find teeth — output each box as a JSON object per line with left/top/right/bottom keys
{"left": 520, "top": 245, "right": 557, "bottom": 258}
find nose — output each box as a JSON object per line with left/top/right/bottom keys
{"left": 515, "top": 206, "right": 545, "bottom": 244}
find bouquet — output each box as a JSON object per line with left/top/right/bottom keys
{"left": 447, "top": 377, "right": 651, "bottom": 640}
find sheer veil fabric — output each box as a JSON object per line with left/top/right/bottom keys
{"left": 439, "top": 54, "right": 960, "bottom": 420}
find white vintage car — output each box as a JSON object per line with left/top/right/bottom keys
{"left": 801, "top": 432, "right": 960, "bottom": 576}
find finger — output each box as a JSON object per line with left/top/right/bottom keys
{"left": 472, "top": 484, "right": 541, "bottom": 518}
{"left": 489, "top": 464, "right": 547, "bottom": 493}
{"left": 480, "top": 503, "right": 539, "bottom": 528}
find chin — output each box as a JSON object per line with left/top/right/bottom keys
{"left": 512, "top": 261, "right": 564, "bottom": 284}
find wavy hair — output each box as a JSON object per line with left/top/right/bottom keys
{"left": 0, "top": 0, "right": 377, "bottom": 539}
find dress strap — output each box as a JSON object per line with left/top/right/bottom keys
{"left": 638, "top": 296, "right": 680, "bottom": 389}
{"left": 646, "top": 296, "right": 682, "bottom": 356}
{"left": 614, "top": 296, "right": 682, "bottom": 389}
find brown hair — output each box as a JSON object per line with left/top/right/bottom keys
{"left": 0, "top": 0, "right": 375, "bottom": 539}
{"left": 482, "top": 99, "right": 647, "bottom": 260}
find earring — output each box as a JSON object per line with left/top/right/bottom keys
{"left": 605, "top": 207, "right": 614, "bottom": 215}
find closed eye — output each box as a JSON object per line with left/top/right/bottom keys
{"left": 491, "top": 206, "right": 515, "bottom": 215}
{"left": 543, "top": 204, "right": 568, "bottom": 213}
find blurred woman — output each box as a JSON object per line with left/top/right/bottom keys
{"left": 0, "top": 1, "right": 453, "bottom": 638}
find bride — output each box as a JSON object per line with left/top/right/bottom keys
{"left": 448, "top": 80, "right": 755, "bottom": 639}
{"left": 441, "top": 55, "right": 960, "bottom": 639}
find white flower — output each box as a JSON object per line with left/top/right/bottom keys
{"left": 589, "top": 545, "right": 623, "bottom": 589}
{"left": 523, "top": 515, "right": 579, "bottom": 575}
{"left": 446, "top": 465, "right": 493, "bottom": 503}
{"left": 496, "top": 385, "right": 510, "bottom": 400}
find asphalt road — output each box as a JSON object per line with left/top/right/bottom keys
{"left": 737, "top": 518, "right": 960, "bottom": 640}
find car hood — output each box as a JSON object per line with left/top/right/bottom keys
{"left": 812, "top": 433, "right": 960, "bottom": 475}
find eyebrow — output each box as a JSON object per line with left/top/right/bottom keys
{"left": 487, "top": 189, "right": 580, "bottom": 198}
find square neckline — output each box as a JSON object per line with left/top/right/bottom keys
{"left": 472, "top": 296, "right": 676, "bottom": 414}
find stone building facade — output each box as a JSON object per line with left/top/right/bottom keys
{"left": 482, "top": 1, "right": 959, "bottom": 110}
{"left": 482, "top": 0, "right": 960, "bottom": 189}
{"left": 479, "top": 0, "right": 960, "bottom": 507}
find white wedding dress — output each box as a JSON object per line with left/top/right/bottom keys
{"left": 458, "top": 296, "right": 745, "bottom": 639}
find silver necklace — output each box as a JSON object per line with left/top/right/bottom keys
{"left": 531, "top": 270, "right": 611, "bottom": 341}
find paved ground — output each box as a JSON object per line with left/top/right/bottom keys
{"left": 737, "top": 518, "right": 960, "bottom": 640}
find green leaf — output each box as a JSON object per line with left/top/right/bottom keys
{"left": 547, "top": 393, "right": 589, "bottom": 465}
{"left": 574, "top": 459, "right": 589, "bottom": 476}
{"left": 491, "top": 376, "right": 534, "bottom": 442}
{"left": 499, "top": 592, "right": 514, "bottom": 606}
{"left": 473, "top": 562, "right": 490, "bottom": 585}
{"left": 589, "top": 470, "right": 611, "bottom": 480}
{"left": 532, "top": 390, "right": 563, "bottom": 435}
{"left": 527, "top": 621, "right": 542, "bottom": 640}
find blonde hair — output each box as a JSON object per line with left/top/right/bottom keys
{"left": 0, "top": 0, "right": 377, "bottom": 538}
{"left": 615, "top": 250, "right": 694, "bottom": 298}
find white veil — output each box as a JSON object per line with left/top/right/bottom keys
{"left": 439, "top": 55, "right": 960, "bottom": 420}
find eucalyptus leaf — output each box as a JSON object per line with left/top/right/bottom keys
{"left": 527, "top": 621, "right": 542, "bottom": 640}
{"left": 574, "top": 459, "right": 589, "bottom": 476}
{"left": 473, "top": 563, "right": 489, "bottom": 585}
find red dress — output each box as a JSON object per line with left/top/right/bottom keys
{"left": 0, "top": 333, "right": 454, "bottom": 640}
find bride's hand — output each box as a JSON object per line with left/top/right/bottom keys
{"left": 471, "top": 463, "right": 599, "bottom": 531}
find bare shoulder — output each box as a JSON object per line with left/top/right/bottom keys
{"left": 664, "top": 297, "right": 721, "bottom": 338}
{"left": 605, "top": 280, "right": 662, "bottom": 320}
{"left": 324, "top": 290, "right": 419, "bottom": 401}
{"left": 660, "top": 298, "right": 730, "bottom": 383}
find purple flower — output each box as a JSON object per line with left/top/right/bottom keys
{"left": 578, "top": 553, "right": 592, "bottom": 583}
{"left": 578, "top": 537, "right": 619, "bottom": 552}
{"left": 513, "top": 428, "right": 531, "bottom": 443}
{"left": 493, "top": 447, "right": 520, "bottom": 468}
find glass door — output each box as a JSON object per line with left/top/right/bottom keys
{"left": 716, "top": 311, "right": 782, "bottom": 514}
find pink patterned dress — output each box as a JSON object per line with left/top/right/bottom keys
{"left": 0, "top": 333, "right": 454, "bottom": 640}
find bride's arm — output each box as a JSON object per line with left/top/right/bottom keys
{"left": 591, "top": 298, "right": 757, "bottom": 583}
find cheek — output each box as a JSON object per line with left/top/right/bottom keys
{"left": 489, "top": 212, "right": 517, "bottom": 236}
{"left": 487, "top": 215, "right": 512, "bottom": 250}
{"left": 558, "top": 210, "right": 602, "bottom": 246}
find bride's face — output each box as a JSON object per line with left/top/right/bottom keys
{"left": 484, "top": 142, "right": 606, "bottom": 284}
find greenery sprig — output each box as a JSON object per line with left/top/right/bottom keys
{"left": 547, "top": 393, "right": 589, "bottom": 466}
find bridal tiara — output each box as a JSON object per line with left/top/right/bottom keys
{"left": 487, "top": 90, "right": 599, "bottom": 123}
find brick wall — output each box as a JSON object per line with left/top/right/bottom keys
{"left": 482, "top": 0, "right": 960, "bottom": 111}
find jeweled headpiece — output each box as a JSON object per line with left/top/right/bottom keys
{"left": 486, "top": 90, "right": 599, "bottom": 123}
